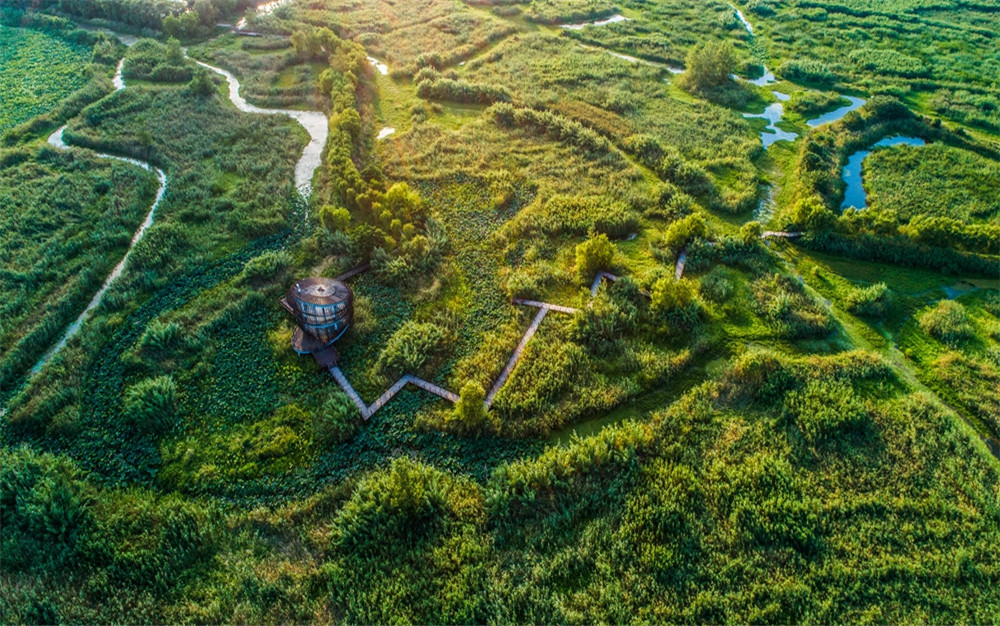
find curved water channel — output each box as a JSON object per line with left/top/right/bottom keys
{"left": 28, "top": 38, "right": 331, "bottom": 377}
{"left": 841, "top": 136, "right": 926, "bottom": 210}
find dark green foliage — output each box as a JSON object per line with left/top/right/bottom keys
{"left": 322, "top": 458, "right": 491, "bottom": 624}
{"left": 124, "top": 38, "right": 192, "bottom": 82}
{"left": 751, "top": 273, "right": 833, "bottom": 338}
{"left": 0, "top": 448, "right": 93, "bottom": 573}
{"left": 314, "top": 392, "right": 359, "bottom": 445}
{"left": 123, "top": 375, "right": 178, "bottom": 434}
{"left": 376, "top": 321, "right": 449, "bottom": 377}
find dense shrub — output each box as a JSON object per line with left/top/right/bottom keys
{"left": 0, "top": 448, "right": 93, "bottom": 573}
{"left": 776, "top": 59, "right": 838, "bottom": 86}
{"left": 447, "top": 381, "right": 492, "bottom": 435}
{"left": 417, "top": 73, "right": 511, "bottom": 104}
{"left": 574, "top": 232, "right": 615, "bottom": 284}
{"left": 122, "top": 375, "right": 178, "bottom": 434}
{"left": 751, "top": 274, "right": 832, "bottom": 338}
{"left": 844, "top": 282, "right": 891, "bottom": 318}
{"left": 313, "top": 392, "right": 359, "bottom": 445}
{"left": 919, "top": 300, "right": 973, "bottom": 345}
{"left": 123, "top": 39, "right": 192, "bottom": 83}
{"left": 376, "top": 321, "right": 449, "bottom": 377}
{"left": 783, "top": 378, "right": 871, "bottom": 449}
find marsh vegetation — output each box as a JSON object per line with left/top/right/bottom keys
{"left": 1, "top": 0, "right": 998, "bottom": 622}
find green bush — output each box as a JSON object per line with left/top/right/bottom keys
{"left": 314, "top": 392, "right": 359, "bottom": 445}
{"left": 447, "top": 381, "right": 491, "bottom": 435}
{"left": 700, "top": 267, "right": 733, "bottom": 303}
{"left": 784, "top": 378, "right": 871, "bottom": 450}
{"left": 123, "top": 375, "right": 178, "bottom": 434}
{"left": 575, "top": 232, "right": 615, "bottom": 284}
{"left": 919, "top": 300, "right": 973, "bottom": 345}
{"left": 0, "top": 448, "right": 93, "bottom": 573}
{"left": 376, "top": 321, "right": 449, "bottom": 377}
{"left": 844, "top": 282, "right": 892, "bottom": 318}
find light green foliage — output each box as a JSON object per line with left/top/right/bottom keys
{"left": 319, "top": 205, "right": 351, "bottom": 232}
{"left": 843, "top": 282, "right": 892, "bottom": 318}
{"left": 919, "top": 300, "right": 973, "bottom": 345}
{"left": 739, "top": 220, "right": 763, "bottom": 246}
{"left": 751, "top": 273, "right": 832, "bottom": 338}
{"left": 651, "top": 277, "right": 698, "bottom": 316}
{"left": 659, "top": 213, "right": 709, "bottom": 255}
{"left": 448, "top": 381, "right": 490, "bottom": 434}
{"left": 784, "top": 378, "right": 871, "bottom": 449}
{"left": 683, "top": 41, "right": 737, "bottom": 90}
{"left": 865, "top": 144, "right": 1000, "bottom": 224}
{"left": 575, "top": 232, "right": 615, "bottom": 284}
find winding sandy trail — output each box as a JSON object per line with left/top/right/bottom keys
{"left": 30, "top": 45, "right": 330, "bottom": 376}
{"left": 191, "top": 58, "right": 328, "bottom": 195}
{"left": 33, "top": 66, "right": 167, "bottom": 374}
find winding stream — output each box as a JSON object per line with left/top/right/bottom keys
{"left": 366, "top": 56, "right": 389, "bottom": 76}
{"left": 743, "top": 91, "right": 797, "bottom": 147}
{"left": 807, "top": 95, "right": 866, "bottom": 127}
{"left": 37, "top": 127, "right": 167, "bottom": 373}
{"left": 841, "top": 136, "right": 925, "bottom": 210}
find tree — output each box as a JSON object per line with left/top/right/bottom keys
{"left": 740, "top": 220, "right": 763, "bottom": 246}
{"left": 448, "top": 381, "right": 490, "bottom": 434}
{"left": 319, "top": 205, "right": 351, "bottom": 232}
{"left": 575, "top": 232, "right": 615, "bottom": 284}
{"left": 165, "top": 37, "right": 184, "bottom": 64}
{"left": 651, "top": 277, "right": 697, "bottom": 315}
{"left": 684, "top": 41, "right": 737, "bottom": 91}
{"left": 189, "top": 68, "right": 215, "bottom": 97}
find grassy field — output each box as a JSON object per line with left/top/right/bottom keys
{"left": 0, "top": 26, "right": 90, "bottom": 133}
{"left": 2, "top": 0, "right": 999, "bottom": 623}
{"left": 865, "top": 143, "right": 1000, "bottom": 223}
{"left": 0, "top": 146, "right": 157, "bottom": 395}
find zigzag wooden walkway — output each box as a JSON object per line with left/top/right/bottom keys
{"left": 329, "top": 272, "right": 619, "bottom": 419}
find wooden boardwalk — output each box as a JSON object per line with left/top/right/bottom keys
{"left": 512, "top": 299, "right": 579, "bottom": 315}
{"left": 485, "top": 307, "right": 548, "bottom": 407}
{"left": 761, "top": 230, "right": 803, "bottom": 239}
{"left": 328, "top": 370, "right": 462, "bottom": 420}
{"left": 589, "top": 271, "right": 620, "bottom": 296}
{"left": 328, "top": 276, "right": 598, "bottom": 419}
{"left": 675, "top": 250, "right": 687, "bottom": 279}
